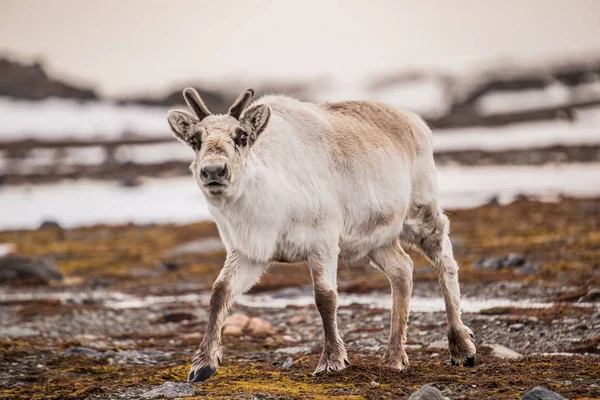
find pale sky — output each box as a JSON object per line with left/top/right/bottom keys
{"left": 1, "top": 0, "right": 600, "bottom": 97}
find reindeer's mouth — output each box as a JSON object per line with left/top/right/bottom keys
{"left": 204, "top": 181, "right": 227, "bottom": 195}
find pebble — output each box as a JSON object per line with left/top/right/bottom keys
{"left": 280, "top": 357, "right": 294, "bottom": 369}
{"left": 275, "top": 346, "right": 312, "bottom": 355}
{"left": 408, "top": 384, "right": 448, "bottom": 400}
{"left": 486, "top": 343, "right": 523, "bottom": 359}
{"left": 247, "top": 317, "right": 277, "bottom": 337}
{"left": 141, "top": 382, "right": 196, "bottom": 399}
{"left": 61, "top": 347, "right": 102, "bottom": 358}
{"left": 509, "top": 323, "right": 525, "bottom": 331}
{"left": 521, "top": 386, "right": 567, "bottom": 400}
{"left": 516, "top": 263, "right": 538, "bottom": 275}
{"left": 287, "top": 314, "right": 308, "bottom": 325}
{"left": 223, "top": 324, "right": 244, "bottom": 336}
{"left": 578, "top": 288, "right": 600, "bottom": 303}
{"left": 0, "top": 327, "right": 37, "bottom": 337}
{"left": 427, "top": 340, "right": 449, "bottom": 350}
{"left": 0, "top": 255, "right": 63, "bottom": 284}
{"left": 168, "top": 238, "right": 225, "bottom": 257}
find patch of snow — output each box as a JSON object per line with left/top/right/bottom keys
{"left": 476, "top": 82, "right": 570, "bottom": 115}
{"left": 1, "top": 163, "right": 599, "bottom": 229}
{"left": 434, "top": 111, "right": 600, "bottom": 152}
{"left": 0, "top": 177, "right": 209, "bottom": 229}
{"left": 0, "top": 97, "right": 170, "bottom": 141}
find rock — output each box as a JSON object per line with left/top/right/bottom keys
{"left": 370, "top": 381, "right": 380, "bottom": 387}
{"left": 408, "top": 384, "right": 448, "bottom": 400}
{"left": 504, "top": 253, "right": 526, "bottom": 268}
{"left": 521, "top": 386, "right": 567, "bottom": 400}
{"left": 275, "top": 346, "right": 311, "bottom": 355}
{"left": 247, "top": 317, "right": 276, "bottom": 337}
{"left": 0, "top": 255, "right": 63, "bottom": 285}
{"left": 223, "top": 324, "right": 244, "bottom": 336}
{"left": 486, "top": 344, "right": 523, "bottom": 359}
{"left": 223, "top": 313, "right": 250, "bottom": 329}
{"left": 287, "top": 314, "right": 308, "bottom": 325}
{"left": 141, "top": 382, "right": 196, "bottom": 399}
{"left": 39, "top": 220, "right": 62, "bottom": 230}
{"left": 509, "top": 323, "right": 525, "bottom": 332}
{"left": 106, "top": 350, "right": 173, "bottom": 365}
{"left": 119, "top": 171, "right": 140, "bottom": 188}
{"left": 61, "top": 347, "right": 102, "bottom": 358}
{"left": 281, "top": 357, "right": 294, "bottom": 368}
{"left": 0, "top": 327, "right": 37, "bottom": 337}
{"left": 0, "top": 243, "right": 15, "bottom": 257}
{"left": 516, "top": 263, "right": 538, "bottom": 275}
{"left": 473, "top": 253, "right": 526, "bottom": 270}
{"left": 168, "top": 238, "right": 225, "bottom": 257}
{"left": 578, "top": 288, "right": 600, "bottom": 303}
{"left": 427, "top": 340, "right": 449, "bottom": 350}
{"left": 155, "top": 311, "right": 197, "bottom": 324}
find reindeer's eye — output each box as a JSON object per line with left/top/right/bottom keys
{"left": 188, "top": 134, "right": 202, "bottom": 151}
{"left": 235, "top": 128, "right": 248, "bottom": 147}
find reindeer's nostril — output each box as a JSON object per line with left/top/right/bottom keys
{"left": 201, "top": 162, "right": 228, "bottom": 182}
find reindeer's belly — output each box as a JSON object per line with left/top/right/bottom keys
{"left": 339, "top": 214, "right": 406, "bottom": 261}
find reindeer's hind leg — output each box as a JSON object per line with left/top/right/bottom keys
{"left": 309, "top": 246, "right": 349, "bottom": 375}
{"left": 188, "top": 250, "right": 267, "bottom": 382}
{"left": 401, "top": 204, "right": 476, "bottom": 367}
{"left": 369, "top": 240, "right": 413, "bottom": 370}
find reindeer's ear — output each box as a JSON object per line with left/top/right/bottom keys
{"left": 228, "top": 88, "right": 255, "bottom": 119}
{"left": 241, "top": 104, "right": 270, "bottom": 143}
{"left": 167, "top": 109, "right": 198, "bottom": 146}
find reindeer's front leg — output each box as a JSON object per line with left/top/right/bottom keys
{"left": 188, "top": 251, "right": 266, "bottom": 382}
{"left": 309, "top": 249, "right": 349, "bottom": 375}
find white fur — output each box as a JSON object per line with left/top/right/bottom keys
{"left": 202, "top": 96, "right": 436, "bottom": 268}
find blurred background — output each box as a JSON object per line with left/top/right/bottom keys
{"left": 1, "top": 0, "right": 599, "bottom": 229}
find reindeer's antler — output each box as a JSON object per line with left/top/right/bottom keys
{"left": 228, "top": 88, "right": 255, "bottom": 119}
{"left": 183, "top": 87, "right": 211, "bottom": 120}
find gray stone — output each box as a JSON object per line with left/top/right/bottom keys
{"left": 61, "top": 347, "right": 102, "bottom": 358}
{"left": 168, "top": 238, "right": 225, "bottom": 257}
{"left": 0, "top": 327, "right": 37, "bottom": 337}
{"left": 275, "top": 346, "right": 312, "bottom": 355}
{"left": 427, "top": 340, "right": 449, "bottom": 350}
{"left": 521, "top": 386, "right": 567, "bottom": 400}
{"left": 0, "top": 255, "right": 63, "bottom": 284}
{"left": 473, "top": 253, "right": 526, "bottom": 270}
{"left": 516, "top": 263, "right": 538, "bottom": 275}
{"left": 504, "top": 253, "right": 526, "bottom": 268}
{"left": 509, "top": 323, "right": 526, "bottom": 331}
{"left": 107, "top": 350, "right": 173, "bottom": 365}
{"left": 578, "top": 288, "right": 600, "bottom": 303}
{"left": 281, "top": 357, "right": 294, "bottom": 368}
{"left": 486, "top": 344, "right": 523, "bottom": 359}
{"left": 39, "top": 220, "right": 62, "bottom": 230}
{"left": 141, "top": 382, "right": 196, "bottom": 399}
{"left": 408, "top": 384, "right": 448, "bottom": 400}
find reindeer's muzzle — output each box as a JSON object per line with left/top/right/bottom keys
{"left": 200, "top": 160, "right": 230, "bottom": 195}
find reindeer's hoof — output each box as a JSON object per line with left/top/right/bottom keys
{"left": 451, "top": 355, "right": 476, "bottom": 367}
{"left": 188, "top": 365, "right": 217, "bottom": 382}
{"left": 312, "top": 358, "right": 349, "bottom": 375}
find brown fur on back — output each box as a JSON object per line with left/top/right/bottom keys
{"left": 319, "top": 101, "right": 425, "bottom": 165}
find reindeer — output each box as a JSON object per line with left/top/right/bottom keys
{"left": 167, "top": 88, "right": 476, "bottom": 382}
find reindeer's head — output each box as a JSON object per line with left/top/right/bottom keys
{"left": 167, "top": 88, "right": 270, "bottom": 199}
